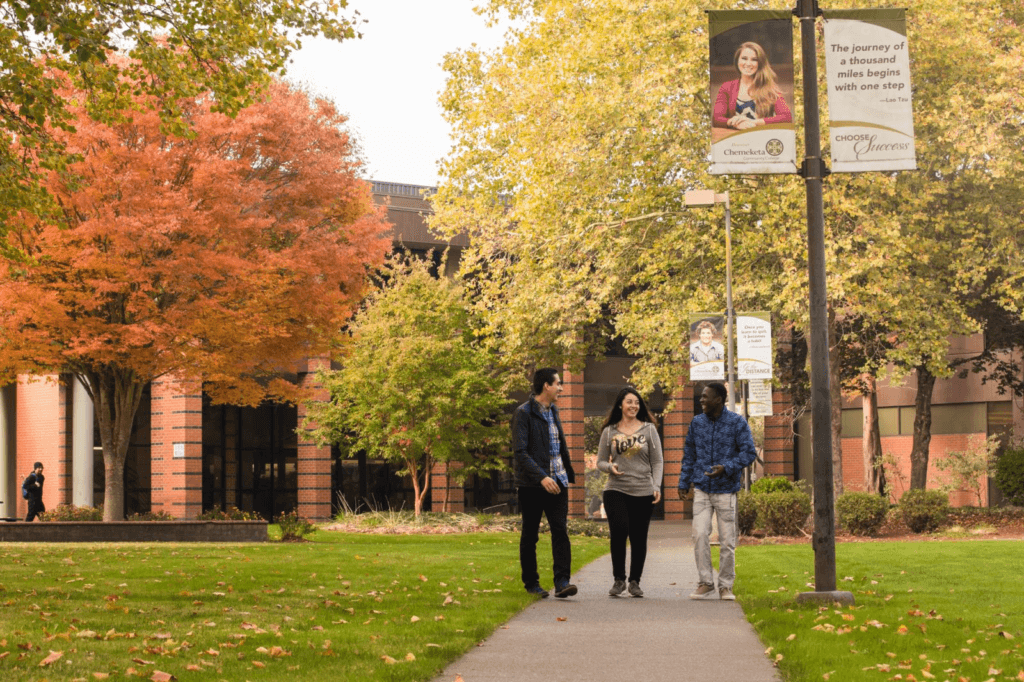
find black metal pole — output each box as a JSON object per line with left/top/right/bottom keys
{"left": 796, "top": 0, "right": 837, "bottom": 594}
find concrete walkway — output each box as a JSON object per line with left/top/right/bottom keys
{"left": 431, "top": 520, "right": 780, "bottom": 682}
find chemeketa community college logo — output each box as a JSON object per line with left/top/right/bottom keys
{"left": 765, "top": 139, "right": 784, "bottom": 156}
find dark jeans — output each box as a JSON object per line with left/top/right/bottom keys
{"left": 603, "top": 489, "right": 654, "bottom": 583}
{"left": 518, "top": 485, "right": 571, "bottom": 588}
{"left": 25, "top": 498, "right": 44, "bottom": 522}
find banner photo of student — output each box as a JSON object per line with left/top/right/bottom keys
{"left": 709, "top": 10, "right": 797, "bottom": 175}
{"left": 689, "top": 314, "right": 726, "bottom": 381}
{"left": 823, "top": 9, "right": 916, "bottom": 172}
{"left": 736, "top": 311, "right": 772, "bottom": 380}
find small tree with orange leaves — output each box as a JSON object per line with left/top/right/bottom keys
{"left": 0, "top": 78, "right": 390, "bottom": 521}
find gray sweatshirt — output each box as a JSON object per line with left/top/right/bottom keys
{"left": 596, "top": 421, "right": 664, "bottom": 497}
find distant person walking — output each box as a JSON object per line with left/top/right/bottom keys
{"left": 596, "top": 388, "right": 663, "bottom": 598}
{"left": 677, "top": 383, "right": 756, "bottom": 601}
{"left": 512, "top": 368, "right": 578, "bottom": 599}
{"left": 23, "top": 462, "right": 46, "bottom": 522}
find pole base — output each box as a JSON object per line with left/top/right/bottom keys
{"left": 795, "top": 590, "right": 855, "bottom": 605}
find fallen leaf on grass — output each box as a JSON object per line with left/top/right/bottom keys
{"left": 998, "top": 631, "right": 1014, "bottom": 639}
{"left": 150, "top": 672, "right": 175, "bottom": 682}
{"left": 786, "top": 634, "right": 796, "bottom": 641}
{"left": 92, "top": 674, "right": 110, "bottom": 680}
{"left": 381, "top": 655, "right": 397, "bottom": 664}
{"left": 897, "top": 625, "right": 909, "bottom": 635}
{"left": 252, "top": 661, "right": 266, "bottom": 668}
{"left": 77, "top": 630, "right": 98, "bottom": 638}
{"left": 410, "top": 616, "right": 420, "bottom": 623}
{"left": 39, "top": 650, "right": 64, "bottom": 667}
{"left": 405, "top": 653, "right": 416, "bottom": 661}
{"left": 426, "top": 643, "right": 441, "bottom": 648}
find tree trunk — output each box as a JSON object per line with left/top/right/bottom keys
{"left": 909, "top": 364, "right": 937, "bottom": 490}
{"left": 861, "top": 374, "right": 885, "bottom": 496}
{"left": 828, "top": 315, "right": 844, "bottom": 496}
{"left": 406, "top": 455, "right": 432, "bottom": 517}
{"left": 80, "top": 369, "right": 146, "bottom": 522}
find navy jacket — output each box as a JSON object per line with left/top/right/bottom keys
{"left": 678, "top": 408, "right": 757, "bottom": 494}
{"left": 511, "top": 398, "right": 576, "bottom": 489}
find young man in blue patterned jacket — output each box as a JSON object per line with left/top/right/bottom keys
{"left": 676, "top": 382, "right": 757, "bottom": 601}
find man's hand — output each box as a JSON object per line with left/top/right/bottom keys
{"left": 704, "top": 465, "right": 725, "bottom": 479}
{"left": 676, "top": 487, "right": 691, "bottom": 500}
{"left": 540, "top": 476, "right": 560, "bottom": 494}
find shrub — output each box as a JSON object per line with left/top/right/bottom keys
{"left": 127, "top": 510, "right": 175, "bottom": 521}
{"left": 737, "top": 490, "right": 758, "bottom": 535}
{"left": 754, "top": 490, "right": 811, "bottom": 536}
{"left": 836, "top": 491, "right": 888, "bottom": 536}
{"left": 38, "top": 504, "right": 103, "bottom": 522}
{"left": 994, "top": 444, "right": 1024, "bottom": 506}
{"left": 751, "top": 476, "right": 795, "bottom": 494}
{"left": 275, "top": 511, "right": 316, "bottom": 541}
{"left": 899, "top": 489, "right": 949, "bottom": 533}
{"left": 198, "top": 507, "right": 263, "bottom": 521}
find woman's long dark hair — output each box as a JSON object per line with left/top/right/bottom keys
{"left": 601, "top": 387, "right": 656, "bottom": 430}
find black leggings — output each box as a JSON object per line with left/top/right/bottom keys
{"left": 603, "top": 489, "right": 654, "bottom": 583}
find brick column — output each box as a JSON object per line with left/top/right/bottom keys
{"left": 763, "top": 328, "right": 796, "bottom": 480}
{"left": 16, "top": 375, "right": 65, "bottom": 518}
{"left": 430, "top": 461, "right": 464, "bottom": 513}
{"left": 561, "top": 367, "right": 586, "bottom": 518}
{"left": 297, "top": 357, "right": 333, "bottom": 521}
{"left": 56, "top": 375, "right": 74, "bottom": 505}
{"left": 151, "top": 376, "right": 203, "bottom": 519}
{"left": 663, "top": 380, "right": 694, "bottom": 520}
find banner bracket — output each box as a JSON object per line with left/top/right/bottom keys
{"left": 793, "top": 0, "right": 822, "bottom": 19}
{"left": 798, "top": 157, "right": 831, "bottom": 180}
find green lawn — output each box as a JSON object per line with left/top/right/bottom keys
{"left": 0, "top": 530, "right": 608, "bottom": 681}
{"left": 736, "top": 541, "right": 1024, "bottom": 682}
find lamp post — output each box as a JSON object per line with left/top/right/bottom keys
{"left": 685, "top": 190, "right": 735, "bottom": 411}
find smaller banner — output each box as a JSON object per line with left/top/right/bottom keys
{"left": 747, "top": 379, "right": 774, "bottom": 417}
{"left": 736, "top": 311, "right": 772, "bottom": 380}
{"left": 823, "top": 9, "right": 917, "bottom": 172}
{"left": 708, "top": 10, "right": 797, "bottom": 175}
{"left": 689, "top": 314, "right": 726, "bottom": 381}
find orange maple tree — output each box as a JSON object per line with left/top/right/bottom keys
{"left": 0, "top": 78, "right": 390, "bottom": 520}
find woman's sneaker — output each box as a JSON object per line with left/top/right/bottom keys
{"left": 554, "top": 580, "right": 578, "bottom": 598}
{"left": 628, "top": 580, "right": 644, "bottom": 598}
{"left": 608, "top": 580, "right": 626, "bottom": 596}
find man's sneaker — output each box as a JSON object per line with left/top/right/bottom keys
{"left": 719, "top": 587, "right": 736, "bottom": 601}
{"left": 526, "top": 585, "right": 549, "bottom": 598}
{"left": 689, "top": 583, "right": 716, "bottom": 599}
{"left": 628, "top": 580, "right": 644, "bottom": 598}
{"left": 553, "top": 581, "right": 578, "bottom": 598}
{"left": 608, "top": 580, "right": 627, "bottom": 597}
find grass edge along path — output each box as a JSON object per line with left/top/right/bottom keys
{"left": 735, "top": 541, "right": 1024, "bottom": 682}
{"left": 0, "top": 529, "right": 609, "bottom": 681}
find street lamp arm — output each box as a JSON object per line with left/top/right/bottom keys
{"left": 583, "top": 210, "right": 686, "bottom": 231}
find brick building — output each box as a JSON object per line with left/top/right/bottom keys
{"left": 1, "top": 181, "right": 1019, "bottom": 521}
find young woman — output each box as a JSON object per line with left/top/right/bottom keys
{"left": 713, "top": 41, "right": 792, "bottom": 130}
{"left": 596, "top": 388, "right": 663, "bottom": 597}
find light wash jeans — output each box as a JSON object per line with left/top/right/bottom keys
{"left": 692, "top": 489, "right": 738, "bottom": 590}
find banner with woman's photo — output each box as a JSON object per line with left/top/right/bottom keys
{"left": 688, "top": 314, "right": 726, "bottom": 381}
{"left": 708, "top": 10, "right": 797, "bottom": 175}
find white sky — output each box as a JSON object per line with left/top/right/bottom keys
{"left": 286, "top": 0, "right": 508, "bottom": 188}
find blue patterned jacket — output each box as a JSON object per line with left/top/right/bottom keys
{"left": 678, "top": 408, "right": 757, "bottom": 495}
